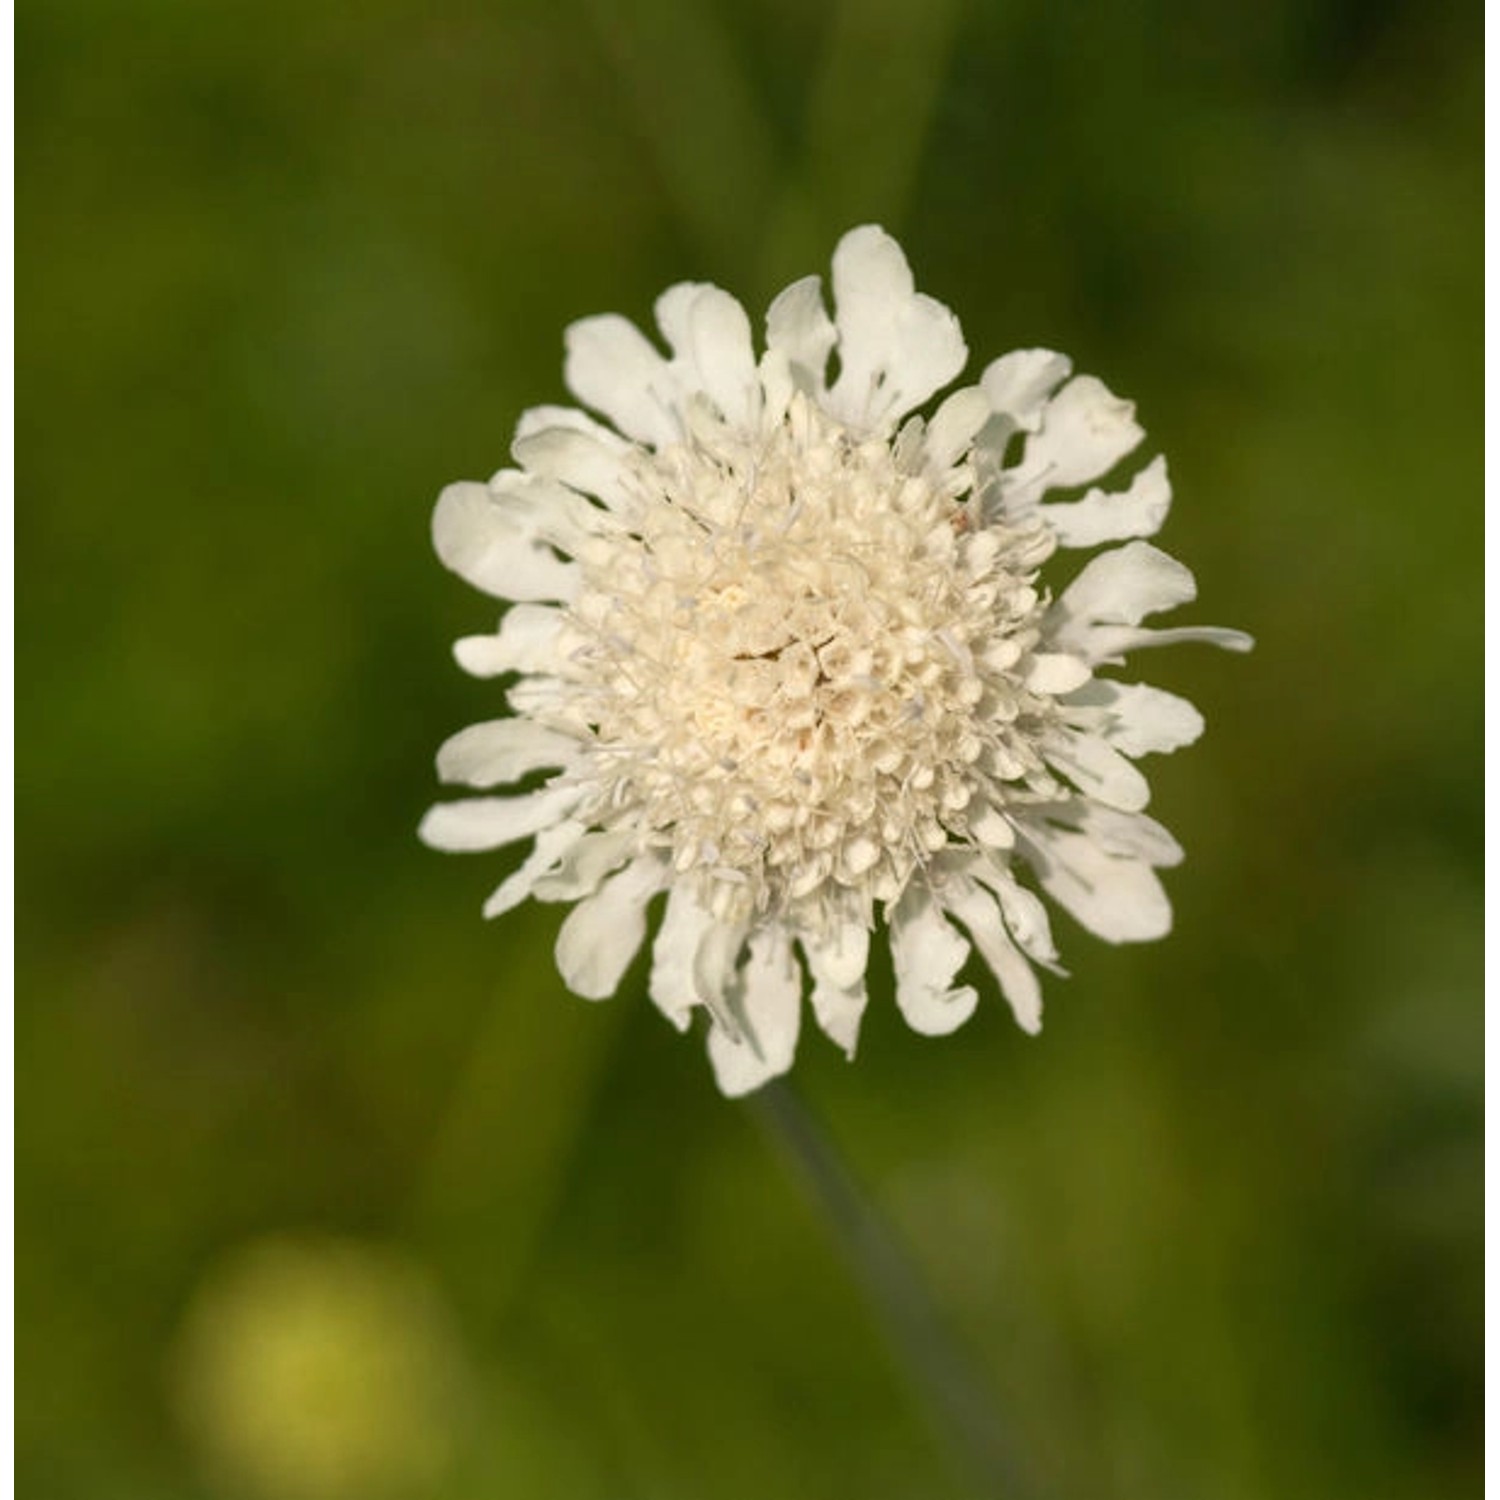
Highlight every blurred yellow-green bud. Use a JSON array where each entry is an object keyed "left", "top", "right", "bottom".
[{"left": 169, "top": 1235, "right": 468, "bottom": 1500}]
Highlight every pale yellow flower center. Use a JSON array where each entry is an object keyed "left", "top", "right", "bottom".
[{"left": 568, "top": 395, "right": 1056, "bottom": 920}]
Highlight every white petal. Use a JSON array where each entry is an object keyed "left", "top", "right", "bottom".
[
  {"left": 432, "top": 482, "right": 579, "bottom": 602},
  {"left": 1039, "top": 454, "right": 1172, "bottom": 548},
  {"left": 488, "top": 472, "right": 614, "bottom": 555},
  {"left": 453, "top": 604, "right": 567, "bottom": 679},
  {"left": 1021, "top": 826, "right": 1172, "bottom": 943},
  {"left": 756, "top": 347, "right": 796, "bottom": 424},
  {"left": 435, "top": 719, "right": 581, "bottom": 788},
  {"left": 888, "top": 884, "right": 979, "bottom": 1036},
  {"left": 554, "top": 856, "right": 664, "bottom": 1000},
  {"left": 1050, "top": 541, "right": 1198, "bottom": 644},
  {"left": 979, "top": 349, "right": 1073, "bottom": 432},
  {"left": 1068, "top": 804, "right": 1184, "bottom": 866},
  {"left": 505, "top": 675, "right": 585, "bottom": 729},
  {"left": 563, "top": 314, "right": 682, "bottom": 449},
  {"left": 514, "top": 403, "right": 631, "bottom": 450},
  {"left": 529, "top": 828, "right": 639, "bottom": 903},
  {"left": 800, "top": 921, "right": 870, "bottom": 1057},
  {"left": 648, "top": 882, "right": 718, "bottom": 1031},
  {"left": 765, "top": 275, "right": 836, "bottom": 389},
  {"left": 511, "top": 422, "right": 638, "bottom": 518},
  {"left": 418, "top": 783, "right": 582, "bottom": 852},
  {"left": 707, "top": 926, "right": 803, "bottom": 1097},
  {"left": 482, "top": 819, "right": 589, "bottom": 918},
  {"left": 655, "top": 282, "right": 760, "bottom": 429},
  {"left": 923, "top": 386, "right": 991, "bottom": 472},
  {"left": 1064, "top": 680, "right": 1204, "bottom": 757},
  {"left": 1072, "top": 624, "right": 1255, "bottom": 662},
  {"left": 1042, "top": 728, "right": 1152, "bottom": 812},
  {"left": 826, "top": 225, "right": 967, "bottom": 430},
  {"left": 1011, "top": 375, "right": 1145, "bottom": 492},
  {"left": 964, "top": 863, "right": 1063, "bottom": 972},
  {"left": 692, "top": 917, "right": 752, "bottom": 1040},
  {"left": 942, "top": 881, "right": 1042, "bottom": 1034},
  {"left": 966, "top": 802, "right": 1015, "bottom": 850},
  {"left": 1025, "top": 652, "right": 1092, "bottom": 695}
]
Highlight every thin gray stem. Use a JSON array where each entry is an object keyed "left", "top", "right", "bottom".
[{"left": 749, "top": 1079, "right": 1036, "bottom": 1500}]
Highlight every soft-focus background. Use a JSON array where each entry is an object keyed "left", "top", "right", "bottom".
[{"left": 18, "top": 0, "right": 1481, "bottom": 1495}]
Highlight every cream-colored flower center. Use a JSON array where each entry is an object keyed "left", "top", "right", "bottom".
[{"left": 568, "top": 396, "right": 1056, "bottom": 920}]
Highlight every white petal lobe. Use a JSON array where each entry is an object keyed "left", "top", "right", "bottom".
[
  {"left": 648, "top": 883, "right": 718, "bottom": 1031},
  {"left": 800, "top": 921, "right": 870, "bottom": 1056},
  {"left": 432, "top": 482, "right": 579, "bottom": 602},
  {"left": 943, "top": 881, "right": 1043, "bottom": 1034},
  {"left": 564, "top": 314, "right": 681, "bottom": 448},
  {"left": 889, "top": 885, "right": 979, "bottom": 1036},
  {"left": 418, "top": 784, "right": 583, "bottom": 853},
  {"left": 827, "top": 225, "right": 966, "bottom": 429},
  {"left": 765, "top": 276, "right": 836, "bottom": 388},
  {"left": 707, "top": 927, "right": 803, "bottom": 1097},
  {"left": 1013, "top": 375, "right": 1145, "bottom": 492},
  {"left": 1065, "top": 681, "right": 1205, "bottom": 757},
  {"left": 1043, "top": 729, "right": 1152, "bottom": 812},
  {"left": 436, "top": 719, "right": 580, "bottom": 787},
  {"left": 979, "top": 349, "right": 1073, "bottom": 431},
  {"left": 453, "top": 604, "right": 568, "bottom": 679},
  {"left": 555, "top": 856, "right": 665, "bottom": 1000},
  {"left": 482, "top": 821, "right": 589, "bottom": 919},
  {"left": 1041, "top": 454, "right": 1173, "bottom": 548},
  {"left": 655, "top": 283, "right": 760, "bottom": 429},
  {"left": 1023, "top": 827, "right": 1173, "bottom": 943}
]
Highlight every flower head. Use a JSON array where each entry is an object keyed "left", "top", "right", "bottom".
[{"left": 421, "top": 226, "right": 1251, "bottom": 1095}]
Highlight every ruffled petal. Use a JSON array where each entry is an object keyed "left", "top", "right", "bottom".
[
  {"left": 648, "top": 882, "right": 718, "bottom": 1031},
  {"left": 826, "top": 225, "right": 967, "bottom": 430},
  {"left": 482, "top": 820, "right": 589, "bottom": 918},
  {"left": 1024, "top": 652, "right": 1092, "bottom": 695},
  {"left": 1069, "top": 623, "right": 1256, "bottom": 662},
  {"left": 1038, "top": 454, "right": 1172, "bottom": 548},
  {"left": 432, "top": 482, "right": 579, "bottom": 602},
  {"left": 1045, "top": 541, "right": 1204, "bottom": 667},
  {"left": 418, "top": 783, "right": 583, "bottom": 853},
  {"left": 1063, "top": 680, "right": 1204, "bottom": 758},
  {"left": 706, "top": 926, "right": 803, "bottom": 1097},
  {"left": 563, "top": 314, "right": 682, "bottom": 449},
  {"left": 435, "top": 719, "right": 582, "bottom": 788},
  {"left": 765, "top": 275, "right": 836, "bottom": 390},
  {"left": 654, "top": 283, "right": 760, "bottom": 430},
  {"left": 799, "top": 920, "right": 870, "bottom": 1057},
  {"left": 979, "top": 349, "right": 1073, "bottom": 432},
  {"left": 1019, "top": 825, "right": 1173, "bottom": 943},
  {"left": 529, "top": 828, "right": 639, "bottom": 903},
  {"left": 453, "top": 604, "right": 568, "bottom": 679},
  {"left": 965, "top": 800, "right": 1016, "bottom": 850},
  {"left": 1008, "top": 375, "right": 1145, "bottom": 493},
  {"left": 1042, "top": 727, "right": 1152, "bottom": 812},
  {"left": 487, "top": 472, "right": 617, "bottom": 556},
  {"left": 512, "top": 415, "right": 639, "bottom": 519},
  {"left": 923, "top": 386, "right": 991, "bottom": 473},
  {"left": 889, "top": 884, "right": 979, "bottom": 1036},
  {"left": 1044, "top": 802, "right": 1184, "bottom": 867},
  {"left": 942, "top": 879, "right": 1042, "bottom": 1034},
  {"left": 554, "top": 856, "right": 666, "bottom": 1000},
  {"left": 995, "top": 875, "right": 1061, "bottom": 970}
]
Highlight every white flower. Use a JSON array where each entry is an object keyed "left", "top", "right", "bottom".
[{"left": 421, "top": 225, "right": 1252, "bottom": 1096}]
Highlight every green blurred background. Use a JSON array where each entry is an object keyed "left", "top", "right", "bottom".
[{"left": 18, "top": 0, "right": 1481, "bottom": 1495}]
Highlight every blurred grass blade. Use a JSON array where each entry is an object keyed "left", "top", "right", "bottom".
[
  {"left": 580, "top": 0, "right": 779, "bottom": 282},
  {"left": 762, "top": 0, "right": 965, "bottom": 281}
]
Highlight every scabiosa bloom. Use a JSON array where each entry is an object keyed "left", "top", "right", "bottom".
[{"left": 421, "top": 226, "right": 1251, "bottom": 1095}]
